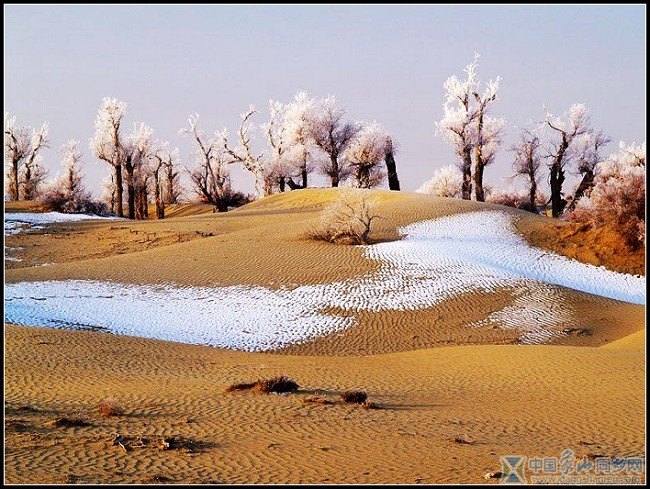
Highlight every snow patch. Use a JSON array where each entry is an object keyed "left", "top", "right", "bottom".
[
  {"left": 4, "top": 211, "right": 645, "bottom": 351},
  {"left": 5, "top": 212, "right": 121, "bottom": 235}
]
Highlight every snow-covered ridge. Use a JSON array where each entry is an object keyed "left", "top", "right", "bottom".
[{"left": 4, "top": 211, "right": 645, "bottom": 351}]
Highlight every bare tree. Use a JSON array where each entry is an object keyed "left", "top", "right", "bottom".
[
  {"left": 90, "top": 97, "right": 128, "bottom": 217},
  {"left": 309, "top": 95, "right": 360, "bottom": 187},
  {"left": 181, "top": 113, "right": 231, "bottom": 212},
  {"left": 162, "top": 148, "right": 182, "bottom": 205},
  {"left": 150, "top": 142, "right": 179, "bottom": 219},
  {"left": 544, "top": 104, "right": 592, "bottom": 217},
  {"left": 509, "top": 128, "right": 543, "bottom": 211}
]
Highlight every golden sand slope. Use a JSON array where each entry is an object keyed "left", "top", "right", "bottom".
[{"left": 4, "top": 324, "right": 645, "bottom": 484}]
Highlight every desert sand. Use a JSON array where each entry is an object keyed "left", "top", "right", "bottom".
[{"left": 4, "top": 189, "right": 646, "bottom": 484}]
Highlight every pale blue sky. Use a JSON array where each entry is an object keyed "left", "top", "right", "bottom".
[{"left": 4, "top": 4, "right": 646, "bottom": 198}]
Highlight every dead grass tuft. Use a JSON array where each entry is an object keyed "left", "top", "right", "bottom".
[
  {"left": 97, "top": 398, "right": 125, "bottom": 417},
  {"left": 340, "top": 390, "right": 368, "bottom": 404}
]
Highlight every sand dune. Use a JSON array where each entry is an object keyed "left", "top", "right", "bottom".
[{"left": 4, "top": 189, "right": 646, "bottom": 484}]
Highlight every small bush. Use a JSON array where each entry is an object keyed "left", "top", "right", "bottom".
[
  {"left": 360, "top": 400, "right": 380, "bottom": 410},
  {"left": 340, "top": 390, "right": 368, "bottom": 404},
  {"left": 97, "top": 398, "right": 125, "bottom": 417}
]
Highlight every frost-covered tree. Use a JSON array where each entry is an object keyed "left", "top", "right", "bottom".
[
  {"left": 344, "top": 121, "right": 389, "bottom": 189},
  {"left": 566, "top": 130, "right": 610, "bottom": 212},
  {"left": 90, "top": 97, "right": 128, "bottom": 217},
  {"left": 509, "top": 128, "right": 543, "bottom": 211},
  {"left": 309, "top": 95, "right": 360, "bottom": 187},
  {"left": 151, "top": 142, "right": 180, "bottom": 218},
  {"left": 58, "top": 140, "right": 85, "bottom": 198},
  {"left": 40, "top": 140, "right": 107, "bottom": 215},
  {"left": 4, "top": 114, "right": 49, "bottom": 201},
  {"left": 21, "top": 121, "right": 49, "bottom": 200},
  {"left": 544, "top": 103, "right": 592, "bottom": 217},
  {"left": 124, "top": 122, "right": 154, "bottom": 220},
  {"left": 101, "top": 175, "right": 117, "bottom": 214},
  {"left": 223, "top": 105, "right": 266, "bottom": 196},
  {"left": 283, "top": 91, "right": 317, "bottom": 189},
  {"left": 435, "top": 54, "right": 503, "bottom": 201},
  {"left": 416, "top": 164, "right": 463, "bottom": 198},
  {"left": 261, "top": 99, "right": 295, "bottom": 193},
  {"left": 569, "top": 141, "right": 645, "bottom": 248},
  {"left": 181, "top": 113, "right": 232, "bottom": 212},
  {"left": 4, "top": 113, "right": 30, "bottom": 201}
]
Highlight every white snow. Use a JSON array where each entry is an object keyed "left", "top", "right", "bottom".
[
  {"left": 4, "top": 211, "right": 121, "bottom": 235},
  {"left": 4, "top": 211, "right": 646, "bottom": 351}
]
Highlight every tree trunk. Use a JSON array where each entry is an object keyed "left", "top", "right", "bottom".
[
  {"left": 549, "top": 137, "right": 568, "bottom": 218},
  {"left": 385, "top": 151, "right": 400, "bottom": 191},
  {"left": 23, "top": 164, "right": 33, "bottom": 200},
  {"left": 461, "top": 148, "right": 472, "bottom": 200},
  {"left": 330, "top": 153, "right": 340, "bottom": 187},
  {"left": 114, "top": 165, "right": 123, "bottom": 217},
  {"left": 286, "top": 177, "right": 301, "bottom": 190},
  {"left": 529, "top": 179, "right": 537, "bottom": 212},
  {"left": 473, "top": 146, "right": 485, "bottom": 202},
  {"left": 11, "top": 161, "right": 19, "bottom": 201},
  {"left": 566, "top": 170, "right": 594, "bottom": 213},
  {"left": 279, "top": 176, "right": 286, "bottom": 192},
  {"left": 550, "top": 164, "right": 566, "bottom": 217}
]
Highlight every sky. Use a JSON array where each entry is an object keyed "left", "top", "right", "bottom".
[{"left": 4, "top": 4, "right": 646, "bottom": 199}]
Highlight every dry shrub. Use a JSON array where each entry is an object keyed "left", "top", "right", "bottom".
[
  {"left": 226, "top": 376, "right": 299, "bottom": 394},
  {"left": 568, "top": 142, "right": 645, "bottom": 249},
  {"left": 97, "top": 398, "right": 125, "bottom": 417},
  {"left": 254, "top": 376, "right": 299, "bottom": 394},
  {"left": 450, "top": 434, "right": 475, "bottom": 445},
  {"left": 306, "top": 188, "right": 379, "bottom": 245},
  {"left": 487, "top": 190, "right": 537, "bottom": 212},
  {"left": 340, "top": 390, "right": 368, "bottom": 404}
]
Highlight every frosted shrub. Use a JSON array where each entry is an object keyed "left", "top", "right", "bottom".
[
  {"left": 569, "top": 142, "right": 646, "bottom": 249},
  {"left": 487, "top": 189, "right": 537, "bottom": 213},
  {"left": 307, "top": 188, "right": 379, "bottom": 245},
  {"left": 416, "top": 165, "right": 463, "bottom": 198}
]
